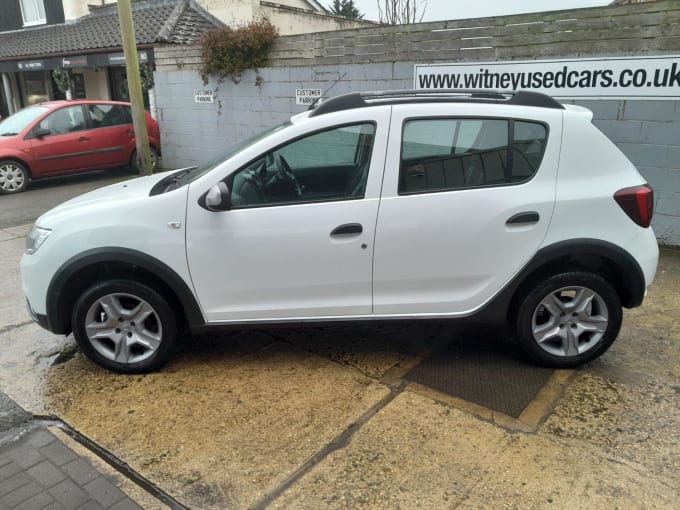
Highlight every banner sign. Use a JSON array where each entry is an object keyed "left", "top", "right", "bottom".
[
  {"left": 415, "top": 56, "right": 680, "bottom": 99},
  {"left": 62, "top": 56, "right": 88, "bottom": 68},
  {"left": 17, "top": 60, "right": 44, "bottom": 71},
  {"left": 107, "top": 51, "right": 148, "bottom": 65}
]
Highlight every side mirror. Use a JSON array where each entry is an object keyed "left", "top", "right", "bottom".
[
  {"left": 204, "top": 182, "right": 232, "bottom": 211},
  {"left": 32, "top": 128, "right": 51, "bottom": 138}
]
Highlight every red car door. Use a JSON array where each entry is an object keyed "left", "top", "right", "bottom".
[
  {"left": 85, "top": 104, "right": 134, "bottom": 168},
  {"left": 28, "top": 105, "right": 94, "bottom": 176}
]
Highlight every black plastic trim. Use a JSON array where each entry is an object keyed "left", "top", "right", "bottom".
[
  {"left": 46, "top": 248, "right": 205, "bottom": 334},
  {"left": 34, "top": 312, "right": 50, "bottom": 331},
  {"left": 330, "top": 223, "right": 363, "bottom": 236},
  {"left": 472, "top": 239, "right": 647, "bottom": 324},
  {"left": 309, "top": 89, "right": 563, "bottom": 117},
  {"left": 506, "top": 212, "right": 539, "bottom": 225}
]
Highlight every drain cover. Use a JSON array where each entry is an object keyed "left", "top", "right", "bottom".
[{"left": 405, "top": 334, "right": 554, "bottom": 418}]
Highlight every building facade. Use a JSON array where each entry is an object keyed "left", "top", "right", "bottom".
[{"left": 0, "top": 0, "right": 369, "bottom": 118}]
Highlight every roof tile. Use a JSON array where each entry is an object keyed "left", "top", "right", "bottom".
[{"left": 0, "top": 0, "right": 221, "bottom": 60}]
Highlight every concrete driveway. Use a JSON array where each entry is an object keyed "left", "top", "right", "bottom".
[{"left": 0, "top": 177, "right": 678, "bottom": 509}]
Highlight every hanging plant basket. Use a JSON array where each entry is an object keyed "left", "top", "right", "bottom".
[
  {"left": 140, "top": 63, "right": 155, "bottom": 91},
  {"left": 52, "top": 67, "right": 71, "bottom": 93}
]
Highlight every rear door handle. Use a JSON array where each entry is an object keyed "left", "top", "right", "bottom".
[
  {"left": 506, "top": 212, "right": 539, "bottom": 225},
  {"left": 330, "top": 223, "right": 363, "bottom": 236}
]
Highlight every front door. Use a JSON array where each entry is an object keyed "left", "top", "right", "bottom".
[
  {"left": 186, "top": 113, "right": 390, "bottom": 322},
  {"left": 29, "top": 105, "right": 94, "bottom": 175}
]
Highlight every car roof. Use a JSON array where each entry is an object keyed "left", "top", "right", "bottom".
[{"left": 31, "top": 100, "right": 131, "bottom": 108}]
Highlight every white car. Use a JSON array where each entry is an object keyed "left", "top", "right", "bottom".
[{"left": 21, "top": 90, "right": 659, "bottom": 373}]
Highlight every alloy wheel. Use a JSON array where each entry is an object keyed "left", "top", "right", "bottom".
[
  {"left": 84, "top": 292, "right": 163, "bottom": 364},
  {"left": 531, "top": 286, "right": 609, "bottom": 357},
  {"left": 0, "top": 163, "right": 26, "bottom": 192}
]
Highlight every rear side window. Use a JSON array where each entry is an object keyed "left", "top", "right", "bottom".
[
  {"left": 87, "top": 104, "right": 131, "bottom": 128},
  {"left": 400, "top": 118, "right": 547, "bottom": 194}
]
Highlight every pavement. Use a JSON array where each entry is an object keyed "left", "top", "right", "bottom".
[
  {"left": 0, "top": 175, "right": 679, "bottom": 509},
  {"left": 0, "top": 399, "right": 143, "bottom": 510}
]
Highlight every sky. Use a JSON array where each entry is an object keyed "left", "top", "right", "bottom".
[{"left": 348, "top": 0, "right": 612, "bottom": 22}]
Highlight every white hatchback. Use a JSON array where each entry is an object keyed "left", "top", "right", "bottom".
[{"left": 21, "top": 90, "right": 659, "bottom": 373}]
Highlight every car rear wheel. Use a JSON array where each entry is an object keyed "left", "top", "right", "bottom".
[
  {"left": 131, "top": 146, "right": 159, "bottom": 173},
  {"left": 72, "top": 280, "right": 177, "bottom": 373},
  {"left": 0, "top": 160, "right": 29, "bottom": 194},
  {"left": 514, "top": 271, "right": 622, "bottom": 368}
]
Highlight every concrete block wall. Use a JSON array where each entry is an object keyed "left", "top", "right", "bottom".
[
  {"left": 155, "top": 62, "right": 412, "bottom": 169},
  {"left": 155, "top": 63, "right": 680, "bottom": 245}
]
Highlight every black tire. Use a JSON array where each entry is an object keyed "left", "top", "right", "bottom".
[
  {"left": 131, "top": 146, "right": 159, "bottom": 173},
  {"left": 514, "top": 271, "right": 622, "bottom": 368},
  {"left": 72, "top": 280, "right": 178, "bottom": 373},
  {"left": 0, "top": 159, "right": 29, "bottom": 194}
]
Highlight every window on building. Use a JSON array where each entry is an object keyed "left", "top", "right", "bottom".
[{"left": 20, "top": 0, "right": 46, "bottom": 26}]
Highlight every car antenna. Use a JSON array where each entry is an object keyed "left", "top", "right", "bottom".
[{"left": 308, "top": 72, "right": 348, "bottom": 111}]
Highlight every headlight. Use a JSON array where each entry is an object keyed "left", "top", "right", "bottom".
[{"left": 25, "top": 226, "right": 51, "bottom": 254}]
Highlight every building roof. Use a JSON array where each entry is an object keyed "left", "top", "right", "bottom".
[{"left": 0, "top": 0, "right": 223, "bottom": 60}]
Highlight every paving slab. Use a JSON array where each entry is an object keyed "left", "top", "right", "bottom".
[
  {"left": 0, "top": 323, "right": 74, "bottom": 415},
  {"left": 271, "top": 390, "right": 679, "bottom": 509},
  {"left": 40, "top": 338, "right": 391, "bottom": 509},
  {"left": 0, "top": 235, "right": 32, "bottom": 330}
]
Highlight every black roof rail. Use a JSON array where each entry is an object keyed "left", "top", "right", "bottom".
[{"left": 308, "top": 89, "right": 563, "bottom": 117}]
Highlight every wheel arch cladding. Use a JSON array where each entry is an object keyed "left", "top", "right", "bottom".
[
  {"left": 476, "top": 239, "right": 646, "bottom": 324},
  {"left": 516, "top": 239, "right": 646, "bottom": 309},
  {"left": 46, "top": 248, "right": 204, "bottom": 335}
]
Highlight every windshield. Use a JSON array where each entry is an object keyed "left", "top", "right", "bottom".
[
  {"left": 175, "top": 122, "right": 290, "bottom": 187},
  {"left": 0, "top": 106, "right": 49, "bottom": 136}
]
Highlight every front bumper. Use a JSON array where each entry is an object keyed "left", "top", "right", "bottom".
[{"left": 26, "top": 299, "right": 50, "bottom": 332}]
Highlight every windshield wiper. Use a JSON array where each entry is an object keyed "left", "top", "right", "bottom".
[{"left": 171, "top": 166, "right": 198, "bottom": 183}]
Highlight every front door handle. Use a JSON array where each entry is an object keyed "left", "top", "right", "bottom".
[
  {"left": 78, "top": 136, "right": 90, "bottom": 142},
  {"left": 330, "top": 223, "right": 363, "bottom": 236},
  {"left": 506, "top": 211, "right": 539, "bottom": 225}
]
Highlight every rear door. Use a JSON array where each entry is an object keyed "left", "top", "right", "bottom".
[
  {"left": 373, "top": 103, "right": 563, "bottom": 316},
  {"left": 85, "top": 103, "right": 134, "bottom": 167}
]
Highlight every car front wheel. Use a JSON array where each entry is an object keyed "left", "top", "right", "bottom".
[
  {"left": 0, "top": 160, "right": 29, "bottom": 194},
  {"left": 514, "top": 271, "right": 622, "bottom": 368},
  {"left": 72, "top": 280, "right": 177, "bottom": 373}
]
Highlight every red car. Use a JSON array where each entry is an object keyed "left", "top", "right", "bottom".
[{"left": 0, "top": 100, "right": 160, "bottom": 194}]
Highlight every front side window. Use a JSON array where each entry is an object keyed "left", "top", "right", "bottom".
[
  {"left": 400, "top": 118, "right": 547, "bottom": 194},
  {"left": 38, "top": 106, "right": 85, "bottom": 135},
  {"left": 229, "top": 123, "right": 376, "bottom": 208},
  {"left": 20, "top": 0, "right": 46, "bottom": 26}
]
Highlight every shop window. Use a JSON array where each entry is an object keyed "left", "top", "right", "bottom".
[
  {"left": 20, "top": 0, "right": 46, "bottom": 26},
  {"left": 22, "top": 72, "right": 49, "bottom": 105}
]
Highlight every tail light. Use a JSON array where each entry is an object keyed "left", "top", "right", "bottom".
[{"left": 614, "top": 184, "right": 654, "bottom": 228}]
